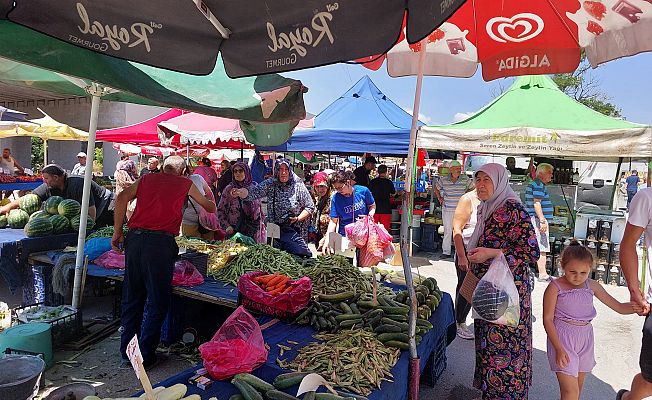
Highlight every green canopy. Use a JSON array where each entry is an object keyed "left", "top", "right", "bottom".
[
  {"left": 418, "top": 75, "right": 652, "bottom": 159},
  {"left": 0, "top": 21, "right": 306, "bottom": 127}
]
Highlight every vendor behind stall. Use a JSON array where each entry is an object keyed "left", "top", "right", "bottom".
[{"left": 0, "top": 164, "right": 115, "bottom": 227}]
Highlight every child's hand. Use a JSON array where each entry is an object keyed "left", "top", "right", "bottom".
[{"left": 556, "top": 348, "right": 570, "bottom": 369}]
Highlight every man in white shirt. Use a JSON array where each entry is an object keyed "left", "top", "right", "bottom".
[
  {"left": 71, "top": 152, "right": 87, "bottom": 176},
  {"left": 618, "top": 187, "right": 652, "bottom": 400},
  {"left": 0, "top": 148, "right": 23, "bottom": 175}
]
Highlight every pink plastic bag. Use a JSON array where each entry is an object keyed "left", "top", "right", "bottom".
[
  {"left": 172, "top": 260, "right": 205, "bottom": 287},
  {"left": 94, "top": 250, "right": 125, "bottom": 269},
  {"left": 238, "top": 271, "right": 312, "bottom": 317},
  {"left": 199, "top": 306, "right": 268, "bottom": 380},
  {"left": 345, "top": 215, "right": 370, "bottom": 247},
  {"left": 375, "top": 223, "right": 393, "bottom": 247}
]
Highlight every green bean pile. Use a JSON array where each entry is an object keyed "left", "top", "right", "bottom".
[
  {"left": 304, "top": 255, "right": 393, "bottom": 296},
  {"left": 210, "top": 244, "right": 303, "bottom": 285},
  {"left": 279, "top": 329, "right": 400, "bottom": 395}
]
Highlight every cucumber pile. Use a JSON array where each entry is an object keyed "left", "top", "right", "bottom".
[
  {"left": 231, "top": 373, "right": 358, "bottom": 400},
  {"left": 293, "top": 277, "right": 443, "bottom": 350}
]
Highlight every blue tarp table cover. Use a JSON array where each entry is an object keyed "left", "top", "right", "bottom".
[
  {"left": 147, "top": 293, "right": 455, "bottom": 400},
  {"left": 0, "top": 182, "right": 43, "bottom": 191}
]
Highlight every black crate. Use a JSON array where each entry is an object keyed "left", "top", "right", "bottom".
[
  {"left": 181, "top": 251, "right": 209, "bottom": 276},
  {"left": 13, "top": 303, "right": 83, "bottom": 348},
  {"left": 420, "top": 328, "right": 448, "bottom": 387}
]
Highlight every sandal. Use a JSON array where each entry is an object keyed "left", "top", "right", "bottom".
[{"left": 616, "top": 389, "right": 628, "bottom": 400}]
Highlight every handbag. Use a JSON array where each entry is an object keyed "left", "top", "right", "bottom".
[
  {"left": 459, "top": 268, "right": 480, "bottom": 304},
  {"left": 235, "top": 198, "right": 260, "bottom": 239}
]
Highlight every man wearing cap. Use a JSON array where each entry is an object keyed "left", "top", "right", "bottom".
[
  {"left": 434, "top": 160, "right": 471, "bottom": 258},
  {"left": 71, "top": 152, "right": 87, "bottom": 176},
  {"left": 353, "top": 156, "right": 377, "bottom": 187},
  {"left": 369, "top": 164, "right": 396, "bottom": 231}
]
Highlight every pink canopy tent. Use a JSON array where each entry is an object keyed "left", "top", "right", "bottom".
[
  {"left": 96, "top": 108, "right": 183, "bottom": 144},
  {"left": 157, "top": 112, "right": 314, "bottom": 148}
]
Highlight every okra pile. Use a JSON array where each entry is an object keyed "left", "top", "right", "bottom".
[
  {"left": 304, "top": 255, "right": 393, "bottom": 296},
  {"left": 211, "top": 244, "right": 303, "bottom": 285}
]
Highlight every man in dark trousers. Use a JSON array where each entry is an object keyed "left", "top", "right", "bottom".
[
  {"left": 353, "top": 156, "right": 377, "bottom": 187},
  {"left": 112, "top": 156, "right": 216, "bottom": 369},
  {"left": 368, "top": 164, "right": 396, "bottom": 231}
]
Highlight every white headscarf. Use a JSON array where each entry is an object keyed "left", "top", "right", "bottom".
[{"left": 467, "top": 163, "right": 521, "bottom": 250}]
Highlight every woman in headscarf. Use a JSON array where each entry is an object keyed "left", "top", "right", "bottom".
[
  {"left": 114, "top": 158, "right": 139, "bottom": 219},
  {"left": 310, "top": 171, "right": 332, "bottom": 249},
  {"left": 232, "top": 159, "right": 315, "bottom": 256},
  {"left": 465, "top": 163, "right": 539, "bottom": 399},
  {"left": 216, "top": 161, "right": 266, "bottom": 243}
]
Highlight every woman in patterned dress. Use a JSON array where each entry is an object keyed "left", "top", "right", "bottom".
[{"left": 466, "top": 163, "right": 540, "bottom": 399}]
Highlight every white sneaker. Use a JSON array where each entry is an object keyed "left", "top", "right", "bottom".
[{"left": 457, "top": 323, "right": 474, "bottom": 340}]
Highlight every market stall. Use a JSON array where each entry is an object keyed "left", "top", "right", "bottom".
[{"left": 417, "top": 75, "right": 652, "bottom": 281}]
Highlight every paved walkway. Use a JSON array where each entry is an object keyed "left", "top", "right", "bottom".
[{"left": 407, "top": 255, "right": 643, "bottom": 400}]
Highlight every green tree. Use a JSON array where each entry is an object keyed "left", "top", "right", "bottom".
[
  {"left": 93, "top": 146, "right": 103, "bottom": 174},
  {"left": 552, "top": 54, "right": 621, "bottom": 117},
  {"left": 31, "top": 137, "right": 44, "bottom": 172}
]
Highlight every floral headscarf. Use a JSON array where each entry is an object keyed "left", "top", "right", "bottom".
[
  {"left": 117, "top": 159, "right": 138, "bottom": 180},
  {"left": 231, "top": 161, "right": 252, "bottom": 188},
  {"left": 274, "top": 159, "right": 300, "bottom": 188}
]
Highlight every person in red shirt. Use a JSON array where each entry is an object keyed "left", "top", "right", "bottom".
[{"left": 112, "top": 155, "right": 216, "bottom": 370}]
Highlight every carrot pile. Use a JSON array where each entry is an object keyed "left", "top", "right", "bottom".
[{"left": 253, "top": 273, "right": 296, "bottom": 295}]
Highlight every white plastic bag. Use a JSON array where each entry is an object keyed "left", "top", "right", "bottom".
[{"left": 472, "top": 253, "right": 520, "bottom": 327}]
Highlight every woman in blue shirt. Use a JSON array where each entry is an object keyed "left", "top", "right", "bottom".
[{"left": 322, "top": 170, "right": 375, "bottom": 254}]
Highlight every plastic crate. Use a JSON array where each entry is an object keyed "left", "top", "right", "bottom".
[
  {"left": 13, "top": 303, "right": 83, "bottom": 348},
  {"left": 181, "top": 251, "right": 209, "bottom": 276},
  {"left": 420, "top": 329, "right": 448, "bottom": 387}
]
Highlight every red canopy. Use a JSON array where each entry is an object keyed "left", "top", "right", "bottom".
[{"left": 96, "top": 108, "right": 183, "bottom": 144}]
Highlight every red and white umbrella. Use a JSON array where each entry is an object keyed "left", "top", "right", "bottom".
[
  {"left": 360, "top": 0, "right": 652, "bottom": 80},
  {"left": 112, "top": 143, "right": 210, "bottom": 158}
]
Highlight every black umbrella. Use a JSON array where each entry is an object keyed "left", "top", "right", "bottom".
[{"left": 1, "top": 0, "right": 465, "bottom": 77}]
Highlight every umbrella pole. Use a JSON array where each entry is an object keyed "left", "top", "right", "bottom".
[
  {"left": 186, "top": 143, "right": 190, "bottom": 163},
  {"left": 241, "top": 141, "right": 244, "bottom": 161},
  {"left": 72, "top": 91, "right": 101, "bottom": 309},
  {"left": 43, "top": 139, "right": 48, "bottom": 166},
  {"left": 400, "top": 38, "right": 427, "bottom": 400}
]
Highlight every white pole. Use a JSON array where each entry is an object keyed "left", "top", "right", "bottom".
[
  {"left": 72, "top": 92, "right": 101, "bottom": 309},
  {"left": 400, "top": 38, "right": 427, "bottom": 362},
  {"left": 43, "top": 139, "right": 48, "bottom": 166}
]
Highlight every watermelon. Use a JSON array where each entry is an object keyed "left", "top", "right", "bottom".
[
  {"left": 29, "top": 210, "right": 50, "bottom": 221},
  {"left": 7, "top": 209, "right": 29, "bottom": 229},
  {"left": 19, "top": 194, "right": 41, "bottom": 215},
  {"left": 70, "top": 215, "right": 95, "bottom": 232},
  {"left": 44, "top": 196, "right": 64, "bottom": 215},
  {"left": 24, "top": 217, "right": 53, "bottom": 238},
  {"left": 49, "top": 215, "right": 70, "bottom": 234},
  {"left": 0, "top": 214, "right": 7, "bottom": 228},
  {"left": 58, "top": 199, "right": 81, "bottom": 218}
]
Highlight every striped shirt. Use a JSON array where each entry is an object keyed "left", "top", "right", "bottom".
[
  {"left": 525, "top": 178, "right": 554, "bottom": 220},
  {"left": 435, "top": 175, "right": 471, "bottom": 210}
]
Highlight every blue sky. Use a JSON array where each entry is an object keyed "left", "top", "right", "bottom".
[{"left": 284, "top": 52, "right": 652, "bottom": 126}]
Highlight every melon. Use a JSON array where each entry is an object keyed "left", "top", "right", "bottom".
[
  {"left": 58, "top": 199, "right": 81, "bottom": 219},
  {"left": 18, "top": 194, "right": 41, "bottom": 215},
  {"left": 24, "top": 217, "right": 53, "bottom": 238},
  {"left": 0, "top": 214, "right": 7, "bottom": 228},
  {"left": 7, "top": 209, "right": 29, "bottom": 229},
  {"left": 49, "top": 215, "right": 70, "bottom": 234},
  {"left": 70, "top": 215, "right": 95, "bottom": 232},
  {"left": 44, "top": 196, "right": 64, "bottom": 215},
  {"left": 29, "top": 210, "right": 50, "bottom": 221}
]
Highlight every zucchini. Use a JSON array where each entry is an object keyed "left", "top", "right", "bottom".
[
  {"left": 156, "top": 384, "right": 188, "bottom": 400},
  {"left": 265, "top": 390, "right": 301, "bottom": 400},
  {"left": 377, "top": 296, "right": 390, "bottom": 307},
  {"left": 385, "top": 314, "right": 408, "bottom": 322},
  {"left": 356, "top": 300, "right": 380, "bottom": 309},
  {"left": 349, "top": 303, "right": 360, "bottom": 314},
  {"left": 339, "top": 319, "right": 362, "bottom": 328},
  {"left": 377, "top": 332, "right": 410, "bottom": 343},
  {"left": 381, "top": 317, "right": 409, "bottom": 330},
  {"left": 338, "top": 302, "right": 352, "bottom": 314},
  {"left": 335, "top": 390, "right": 368, "bottom": 400},
  {"left": 335, "top": 314, "right": 363, "bottom": 322},
  {"left": 318, "top": 291, "right": 355, "bottom": 302},
  {"left": 374, "top": 324, "right": 403, "bottom": 334},
  {"left": 416, "top": 292, "right": 426, "bottom": 305},
  {"left": 422, "top": 278, "right": 435, "bottom": 292},
  {"left": 273, "top": 372, "right": 309, "bottom": 389},
  {"left": 232, "top": 378, "right": 264, "bottom": 400},
  {"left": 230, "top": 395, "right": 245, "bottom": 400},
  {"left": 235, "top": 373, "right": 275, "bottom": 393},
  {"left": 415, "top": 284, "right": 430, "bottom": 296},
  {"left": 384, "top": 340, "right": 410, "bottom": 350},
  {"left": 394, "top": 291, "right": 408, "bottom": 303},
  {"left": 379, "top": 306, "right": 409, "bottom": 315},
  {"left": 303, "top": 392, "right": 316, "bottom": 400},
  {"left": 318, "top": 316, "right": 330, "bottom": 329},
  {"left": 416, "top": 319, "right": 433, "bottom": 329}
]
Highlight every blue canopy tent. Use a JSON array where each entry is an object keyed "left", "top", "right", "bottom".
[{"left": 261, "top": 76, "right": 424, "bottom": 156}]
